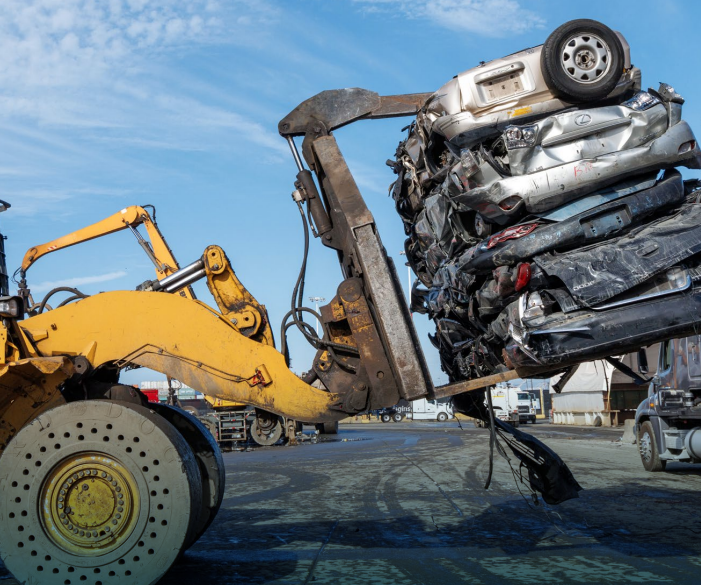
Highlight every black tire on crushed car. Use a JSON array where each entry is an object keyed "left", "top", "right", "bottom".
[{"left": 541, "top": 19, "right": 625, "bottom": 103}]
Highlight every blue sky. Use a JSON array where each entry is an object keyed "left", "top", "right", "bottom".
[{"left": 1, "top": 0, "right": 700, "bottom": 387}]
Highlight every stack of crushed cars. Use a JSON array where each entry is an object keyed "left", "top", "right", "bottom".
[{"left": 390, "top": 19, "right": 701, "bottom": 382}]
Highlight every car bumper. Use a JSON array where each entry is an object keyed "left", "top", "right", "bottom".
[{"left": 504, "top": 282, "right": 701, "bottom": 374}]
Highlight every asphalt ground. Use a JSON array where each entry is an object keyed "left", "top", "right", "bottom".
[
  {"left": 3, "top": 421, "right": 701, "bottom": 584},
  {"left": 169, "top": 421, "right": 701, "bottom": 584}
]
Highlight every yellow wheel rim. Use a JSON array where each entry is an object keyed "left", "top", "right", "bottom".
[{"left": 39, "top": 452, "right": 139, "bottom": 555}]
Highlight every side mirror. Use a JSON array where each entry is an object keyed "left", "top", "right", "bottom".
[{"left": 637, "top": 348, "right": 649, "bottom": 374}]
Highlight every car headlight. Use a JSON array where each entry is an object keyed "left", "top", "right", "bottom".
[
  {"left": 623, "top": 91, "right": 661, "bottom": 111},
  {"left": 460, "top": 148, "right": 480, "bottom": 177},
  {"left": 504, "top": 125, "right": 537, "bottom": 150},
  {"left": 0, "top": 296, "right": 22, "bottom": 318}
]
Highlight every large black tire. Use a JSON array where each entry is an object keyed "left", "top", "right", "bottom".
[
  {"left": 381, "top": 413, "right": 392, "bottom": 423},
  {"left": 250, "top": 414, "right": 284, "bottom": 446},
  {"left": 315, "top": 421, "right": 339, "bottom": 435},
  {"left": 437, "top": 412, "right": 449, "bottom": 422},
  {"left": 541, "top": 19, "right": 624, "bottom": 103},
  {"left": 639, "top": 420, "right": 667, "bottom": 472},
  {"left": 0, "top": 401, "right": 202, "bottom": 584},
  {"left": 149, "top": 403, "right": 225, "bottom": 550},
  {"left": 392, "top": 413, "right": 404, "bottom": 423}
]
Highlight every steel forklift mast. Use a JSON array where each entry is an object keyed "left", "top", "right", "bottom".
[{"left": 278, "top": 89, "right": 519, "bottom": 408}]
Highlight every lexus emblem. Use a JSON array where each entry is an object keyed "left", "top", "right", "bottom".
[{"left": 575, "top": 113, "right": 592, "bottom": 126}]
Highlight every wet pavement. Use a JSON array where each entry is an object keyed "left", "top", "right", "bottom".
[
  {"left": 4, "top": 421, "right": 701, "bottom": 584},
  {"left": 166, "top": 422, "right": 701, "bottom": 584}
]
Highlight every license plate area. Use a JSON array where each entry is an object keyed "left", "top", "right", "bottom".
[
  {"left": 473, "top": 61, "right": 528, "bottom": 105},
  {"left": 581, "top": 205, "right": 632, "bottom": 240},
  {"left": 479, "top": 74, "right": 524, "bottom": 102}
]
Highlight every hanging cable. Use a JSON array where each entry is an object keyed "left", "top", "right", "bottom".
[
  {"left": 280, "top": 199, "right": 360, "bottom": 362},
  {"left": 484, "top": 386, "right": 497, "bottom": 490}
]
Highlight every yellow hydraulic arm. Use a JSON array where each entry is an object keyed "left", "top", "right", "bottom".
[
  {"left": 19, "top": 205, "right": 195, "bottom": 300},
  {"left": 19, "top": 289, "right": 343, "bottom": 421},
  {"left": 16, "top": 203, "right": 277, "bottom": 413}
]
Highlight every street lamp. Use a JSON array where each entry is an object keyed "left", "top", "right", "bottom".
[
  {"left": 308, "top": 296, "right": 325, "bottom": 335},
  {"left": 399, "top": 251, "right": 411, "bottom": 301}
]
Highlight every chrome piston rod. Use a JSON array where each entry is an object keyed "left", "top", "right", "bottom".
[
  {"left": 159, "top": 259, "right": 205, "bottom": 288},
  {"left": 163, "top": 267, "right": 207, "bottom": 294}
]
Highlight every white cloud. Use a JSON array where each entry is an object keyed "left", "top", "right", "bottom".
[
  {"left": 6, "top": 189, "right": 76, "bottom": 216},
  {"left": 0, "top": 0, "right": 284, "bottom": 153},
  {"left": 353, "top": 0, "right": 545, "bottom": 36},
  {"left": 0, "top": 1, "right": 220, "bottom": 90},
  {"left": 30, "top": 270, "right": 128, "bottom": 293}
]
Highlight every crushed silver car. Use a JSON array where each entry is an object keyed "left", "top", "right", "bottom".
[
  {"left": 450, "top": 89, "right": 701, "bottom": 221},
  {"left": 423, "top": 19, "right": 640, "bottom": 146}
]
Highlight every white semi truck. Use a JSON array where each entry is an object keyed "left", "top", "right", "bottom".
[
  {"left": 379, "top": 398, "right": 454, "bottom": 422},
  {"left": 474, "top": 385, "right": 538, "bottom": 427}
]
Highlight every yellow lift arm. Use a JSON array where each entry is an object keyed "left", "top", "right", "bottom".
[
  {"left": 19, "top": 205, "right": 195, "bottom": 300},
  {"left": 19, "top": 289, "right": 340, "bottom": 422},
  {"left": 17, "top": 203, "right": 278, "bottom": 413}
]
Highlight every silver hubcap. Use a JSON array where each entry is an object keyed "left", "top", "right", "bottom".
[
  {"left": 561, "top": 33, "right": 612, "bottom": 84},
  {"left": 640, "top": 431, "right": 653, "bottom": 462}
]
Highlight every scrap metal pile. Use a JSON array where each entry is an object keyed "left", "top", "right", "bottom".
[{"left": 391, "top": 19, "right": 701, "bottom": 383}]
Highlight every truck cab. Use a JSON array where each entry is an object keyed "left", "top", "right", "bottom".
[
  {"left": 487, "top": 386, "right": 521, "bottom": 426},
  {"left": 635, "top": 336, "right": 701, "bottom": 471},
  {"left": 516, "top": 391, "right": 537, "bottom": 424},
  {"left": 407, "top": 398, "right": 454, "bottom": 422}
]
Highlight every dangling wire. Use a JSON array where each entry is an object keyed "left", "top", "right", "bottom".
[
  {"left": 279, "top": 199, "right": 359, "bottom": 361},
  {"left": 484, "top": 387, "right": 497, "bottom": 489}
]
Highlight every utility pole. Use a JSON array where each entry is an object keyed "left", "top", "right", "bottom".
[{"left": 308, "top": 296, "right": 325, "bottom": 335}]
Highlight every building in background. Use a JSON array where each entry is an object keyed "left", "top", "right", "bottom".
[{"left": 550, "top": 345, "right": 658, "bottom": 427}]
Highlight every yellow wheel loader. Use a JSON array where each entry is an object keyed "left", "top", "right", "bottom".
[{"left": 0, "top": 92, "right": 582, "bottom": 584}]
